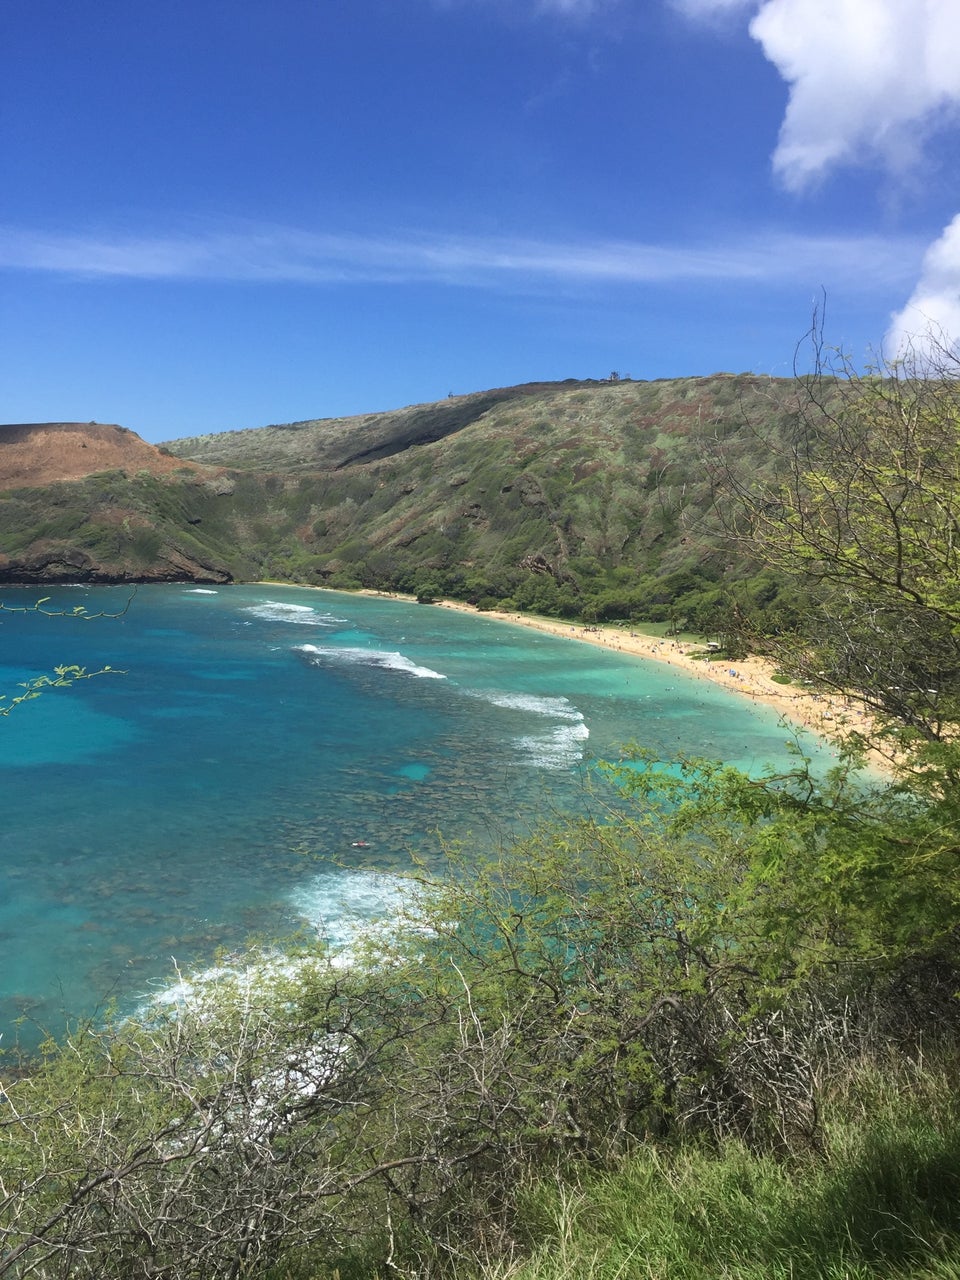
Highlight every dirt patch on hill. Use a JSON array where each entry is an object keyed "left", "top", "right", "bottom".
[{"left": 0, "top": 423, "right": 202, "bottom": 487}]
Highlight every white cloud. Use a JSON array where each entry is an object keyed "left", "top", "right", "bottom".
[
  {"left": 885, "top": 214, "right": 960, "bottom": 358},
  {"left": 0, "top": 222, "right": 922, "bottom": 294},
  {"left": 675, "top": 0, "right": 960, "bottom": 189},
  {"left": 674, "top": 0, "right": 960, "bottom": 353},
  {"left": 751, "top": 0, "right": 960, "bottom": 190}
]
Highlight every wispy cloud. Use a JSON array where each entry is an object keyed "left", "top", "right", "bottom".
[
  {"left": 0, "top": 222, "right": 923, "bottom": 295},
  {"left": 435, "top": 0, "right": 613, "bottom": 16},
  {"left": 669, "top": 0, "right": 753, "bottom": 21},
  {"left": 531, "top": 0, "right": 602, "bottom": 13}
]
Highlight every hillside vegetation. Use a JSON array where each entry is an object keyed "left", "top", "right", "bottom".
[
  {"left": 0, "top": 375, "right": 805, "bottom": 633},
  {"left": 163, "top": 375, "right": 802, "bottom": 625}
]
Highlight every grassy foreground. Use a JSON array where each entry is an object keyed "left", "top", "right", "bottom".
[
  {"left": 268, "top": 1053, "right": 960, "bottom": 1280},
  {"left": 487, "top": 1060, "right": 960, "bottom": 1280}
]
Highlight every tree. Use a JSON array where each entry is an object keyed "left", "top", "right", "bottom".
[
  {"left": 716, "top": 325, "right": 960, "bottom": 747},
  {"left": 3, "top": 748, "right": 959, "bottom": 1278},
  {"left": 0, "top": 958, "right": 452, "bottom": 1279}
]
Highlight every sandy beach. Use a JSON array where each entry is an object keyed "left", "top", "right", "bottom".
[
  {"left": 426, "top": 600, "right": 890, "bottom": 769},
  {"left": 280, "top": 584, "right": 891, "bottom": 771}
]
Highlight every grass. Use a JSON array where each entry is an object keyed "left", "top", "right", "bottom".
[
  {"left": 486, "top": 1058, "right": 960, "bottom": 1280},
  {"left": 258, "top": 1056, "right": 960, "bottom": 1280}
]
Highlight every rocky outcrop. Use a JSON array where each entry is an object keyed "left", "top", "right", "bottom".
[
  {"left": 0, "top": 544, "right": 232, "bottom": 585},
  {"left": 0, "top": 424, "right": 238, "bottom": 584}
]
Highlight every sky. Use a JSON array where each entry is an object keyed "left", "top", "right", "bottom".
[{"left": 2, "top": 0, "right": 960, "bottom": 442}]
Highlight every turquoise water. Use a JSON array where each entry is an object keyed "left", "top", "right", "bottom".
[{"left": 0, "top": 584, "right": 828, "bottom": 1048}]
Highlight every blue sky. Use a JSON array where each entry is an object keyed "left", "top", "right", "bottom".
[{"left": 3, "top": 0, "right": 959, "bottom": 442}]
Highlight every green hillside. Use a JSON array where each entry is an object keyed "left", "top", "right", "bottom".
[
  {"left": 171, "top": 373, "right": 803, "bottom": 620},
  {"left": 0, "top": 375, "right": 805, "bottom": 633},
  {"left": 0, "top": 467, "right": 256, "bottom": 584}
]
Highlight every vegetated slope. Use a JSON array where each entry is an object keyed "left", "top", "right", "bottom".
[
  {"left": 0, "top": 377, "right": 804, "bottom": 624},
  {"left": 0, "top": 423, "right": 251, "bottom": 583},
  {"left": 164, "top": 374, "right": 805, "bottom": 619},
  {"left": 163, "top": 382, "right": 589, "bottom": 472}
]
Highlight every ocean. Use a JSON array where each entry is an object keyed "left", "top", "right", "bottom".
[{"left": 0, "top": 583, "right": 826, "bottom": 1050}]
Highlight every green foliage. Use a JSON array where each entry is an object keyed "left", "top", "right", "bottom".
[
  {"left": 2, "top": 751, "right": 959, "bottom": 1277},
  {"left": 0, "top": 595, "right": 130, "bottom": 713},
  {"left": 504, "top": 1055, "right": 960, "bottom": 1280},
  {"left": 0, "top": 663, "right": 119, "bottom": 716},
  {"left": 611, "top": 749, "right": 960, "bottom": 973},
  {"left": 726, "top": 339, "right": 960, "bottom": 742}
]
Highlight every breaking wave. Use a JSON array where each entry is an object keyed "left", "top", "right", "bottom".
[
  {"left": 244, "top": 601, "right": 346, "bottom": 626},
  {"left": 516, "top": 720, "right": 591, "bottom": 770},
  {"left": 140, "top": 871, "right": 411, "bottom": 1016},
  {"left": 466, "top": 689, "right": 590, "bottom": 770},
  {"left": 475, "top": 691, "right": 585, "bottom": 721},
  {"left": 296, "top": 643, "right": 446, "bottom": 680}
]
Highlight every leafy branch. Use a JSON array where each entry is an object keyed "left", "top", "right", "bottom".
[
  {"left": 0, "top": 591, "right": 134, "bottom": 715},
  {"left": 0, "top": 664, "right": 124, "bottom": 717},
  {"left": 0, "top": 589, "right": 137, "bottom": 622}
]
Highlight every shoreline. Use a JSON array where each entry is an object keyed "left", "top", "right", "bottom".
[
  {"left": 259, "top": 583, "right": 893, "bottom": 772},
  {"left": 353, "top": 590, "right": 892, "bottom": 771}
]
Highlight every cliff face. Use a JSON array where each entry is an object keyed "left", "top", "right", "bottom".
[
  {"left": 0, "top": 542, "right": 233, "bottom": 585},
  {"left": 0, "top": 423, "right": 239, "bottom": 583}
]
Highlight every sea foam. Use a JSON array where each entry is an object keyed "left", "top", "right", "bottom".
[
  {"left": 289, "top": 869, "right": 412, "bottom": 951},
  {"left": 296, "top": 644, "right": 446, "bottom": 680},
  {"left": 517, "top": 720, "right": 591, "bottom": 770},
  {"left": 244, "top": 601, "right": 346, "bottom": 626},
  {"left": 467, "top": 689, "right": 590, "bottom": 769},
  {"left": 476, "top": 690, "right": 585, "bottom": 721},
  {"left": 141, "top": 870, "right": 411, "bottom": 1017}
]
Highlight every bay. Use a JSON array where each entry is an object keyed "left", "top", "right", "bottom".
[{"left": 0, "top": 583, "right": 825, "bottom": 1050}]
